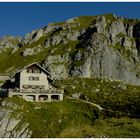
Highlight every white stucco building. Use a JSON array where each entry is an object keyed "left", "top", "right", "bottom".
[{"left": 8, "top": 62, "right": 64, "bottom": 102}]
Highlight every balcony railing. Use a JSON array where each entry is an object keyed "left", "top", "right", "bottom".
[{"left": 8, "top": 88, "right": 64, "bottom": 94}]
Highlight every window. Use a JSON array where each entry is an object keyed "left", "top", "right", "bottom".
[
  {"left": 28, "top": 85, "right": 32, "bottom": 88},
  {"left": 29, "top": 69, "right": 33, "bottom": 73},
  {"left": 27, "top": 69, "right": 29, "bottom": 73},
  {"left": 36, "top": 85, "right": 40, "bottom": 88},
  {"left": 29, "top": 76, "right": 39, "bottom": 81},
  {"left": 27, "top": 69, "right": 33, "bottom": 73},
  {"left": 34, "top": 77, "right": 39, "bottom": 81},
  {"left": 38, "top": 70, "right": 41, "bottom": 73},
  {"left": 22, "top": 85, "right": 45, "bottom": 89},
  {"left": 32, "top": 85, "right": 36, "bottom": 89},
  {"left": 22, "top": 85, "right": 28, "bottom": 89},
  {"left": 33, "top": 69, "right": 37, "bottom": 73},
  {"left": 39, "top": 85, "right": 45, "bottom": 89},
  {"left": 29, "top": 77, "right": 33, "bottom": 80},
  {"left": 26, "top": 68, "right": 41, "bottom": 73}
]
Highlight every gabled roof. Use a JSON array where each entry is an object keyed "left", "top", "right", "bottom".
[
  {"left": 12, "top": 62, "right": 52, "bottom": 81},
  {"left": 17, "top": 62, "right": 50, "bottom": 75}
]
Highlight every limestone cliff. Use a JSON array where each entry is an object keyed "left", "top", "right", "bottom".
[
  {"left": 1, "top": 14, "right": 140, "bottom": 84},
  {"left": 1, "top": 14, "right": 140, "bottom": 138},
  {"left": 0, "top": 98, "right": 32, "bottom": 138}
]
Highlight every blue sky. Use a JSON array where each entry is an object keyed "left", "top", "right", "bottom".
[{"left": 0, "top": 2, "right": 140, "bottom": 37}]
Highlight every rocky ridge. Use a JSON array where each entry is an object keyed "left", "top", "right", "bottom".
[
  {"left": 0, "top": 14, "right": 140, "bottom": 84},
  {"left": 0, "top": 14, "right": 140, "bottom": 138}
]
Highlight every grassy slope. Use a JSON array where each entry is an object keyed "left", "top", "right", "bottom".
[
  {"left": 0, "top": 15, "right": 140, "bottom": 137},
  {"left": 1, "top": 77, "right": 140, "bottom": 138},
  {"left": 2, "top": 96, "right": 99, "bottom": 138},
  {"left": 1, "top": 95, "right": 140, "bottom": 138},
  {"left": 56, "top": 78, "right": 140, "bottom": 117}
]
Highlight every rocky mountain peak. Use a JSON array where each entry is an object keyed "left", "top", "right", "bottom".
[{"left": 0, "top": 14, "right": 140, "bottom": 85}]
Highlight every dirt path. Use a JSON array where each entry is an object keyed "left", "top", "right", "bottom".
[{"left": 65, "top": 95, "right": 103, "bottom": 111}]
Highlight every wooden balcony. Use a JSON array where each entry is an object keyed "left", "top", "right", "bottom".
[{"left": 8, "top": 88, "right": 64, "bottom": 95}]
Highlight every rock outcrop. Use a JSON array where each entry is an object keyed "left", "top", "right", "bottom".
[
  {"left": 1, "top": 14, "right": 140, "bottom": 85},
  {"left": 41, "top": 14, "right": 140, "bottom": 85},
  {"left": 22, "top": 44, "right": 43, "bottom": 56},
  {"left": 0, "top": 36, "right": 21, "bottom": 53},
  {"left": 42, "top": 54, "right": 69, "bottom": 79},
  {"left": 21, "top": 29, "right": 44, "bottom": 45},
  {"left": 0, "top": 99, "right": 32, "bottom": 138}
]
